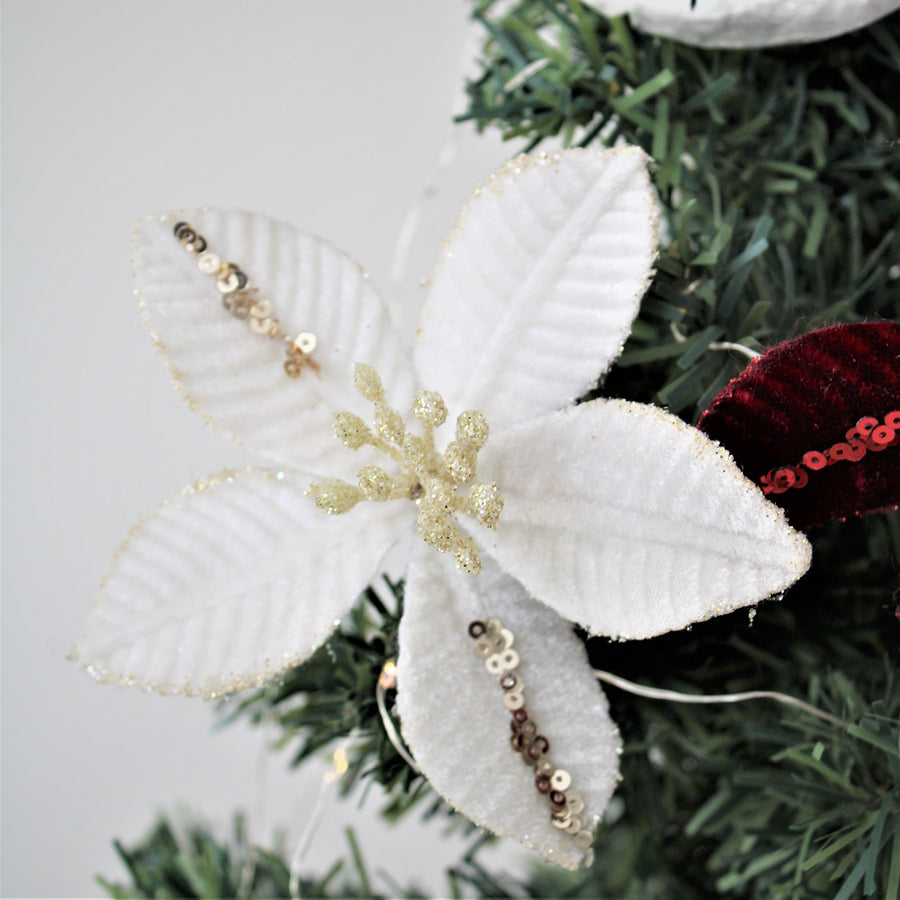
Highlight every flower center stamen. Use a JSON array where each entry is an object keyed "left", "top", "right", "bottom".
[{"left": 306, "top": 363, "right": 503, "bottom": 575}]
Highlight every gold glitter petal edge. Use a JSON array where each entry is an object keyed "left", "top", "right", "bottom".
[
  {"left": 395, "top": 548, "right": 621, "bottom": 870},
  {"left": 415, "top": 146, "right": 662, "bottom": 434},
  {"left": 131, "top": 209, "right": 413, "bottom": 476},
  {"left": 70, "top": 467, "right": 340, "bottom": 699},
  {"left": 476, "top": 398, "right": 812, "bottom": 643},
  {"left": 72, "top": 465, "right": 404, "bottom": 698}
]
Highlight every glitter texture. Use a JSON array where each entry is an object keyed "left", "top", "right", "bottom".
[{"left": 307, "top": 363, "right": 503, "bottom": 576}]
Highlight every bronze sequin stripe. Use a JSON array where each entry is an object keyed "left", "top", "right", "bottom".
[
  {"left": 760, "top": 411, "right": 900, "bottom": 495},
  {"left": 468, "top": 618, "right": 593, "bottom": 851},
  {"left": 171, "top": 221, "right": 318, "bottom": 378}
]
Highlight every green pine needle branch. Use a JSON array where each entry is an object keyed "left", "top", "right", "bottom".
[{"left": 462, "top": 2, "right": 900, "bottom": 420}]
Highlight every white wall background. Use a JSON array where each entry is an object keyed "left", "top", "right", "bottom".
[{"left": 1, "top": 2, "right": 525, "bottom": 895}]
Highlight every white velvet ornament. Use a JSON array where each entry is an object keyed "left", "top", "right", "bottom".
[
  {"left": 583, "top": 0, "right": 900, "bottom": 48},
  {"left": 74, "top": 146, "right": 811, "bottom": 867}
]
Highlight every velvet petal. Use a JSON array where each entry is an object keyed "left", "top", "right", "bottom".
[
  {"left": 397, "top": 546, "right": 621, "bottom": 870},
  {"left": 583, "top": 0, "right": 899, "bottom": 47},
  {"left": 134, "top": 209, "right": 417, "bottom": 476},
  {"left": 474, "top": 399, "right": 811, "bottom": 640},
  {"left": 73, "top": 468, "right": 415, "bottom": 696},
  {"left": 415, "top": 147, "right": 659, "bottom": 432},
  {"left": 698, "top": 321, "right": 900, "bottom": 529}
]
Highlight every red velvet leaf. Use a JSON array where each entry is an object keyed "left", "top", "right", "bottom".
[{"left": 698, "top": 322, "right": 900, "bottom": 530}]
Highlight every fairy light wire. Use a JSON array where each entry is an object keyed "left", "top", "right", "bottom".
[
  {"left": 670, "top": 321, "right": 761, "bottom": 360},
  {"left": 593, "top": 669, "right": 847, "bottom": 727},
  {"left": 287, "top": 742, "right": 352, "bottom": 900},
  {"left": 376, "top": 660, "right": 421, "bottom": 773},
  {"left": 236, "top": 704, "right": 275, "bottom": 899},
  {"left": 286, "top": 659, "right": 420, "bottom": 899}
]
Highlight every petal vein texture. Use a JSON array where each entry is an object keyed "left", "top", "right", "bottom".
[
  {"left": 73, "top": 468, "right": 413, "bottom": 695},
  {"left": 134, "top": 209, "right": 416, "bottom": 475},
  {"left": 415, "top": 147, "right": 659, "bottom": 432},
  {"left": 475, "top": 400, "right": 812, "bottom": 639},
  {"left": 397, "top": 547, "right": 620, "bottom": 869},
  {"left": 698, "top": 321, "right": 900, "bottom": 529}
]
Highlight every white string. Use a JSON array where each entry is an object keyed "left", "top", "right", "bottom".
[
  {"left": 287, "top": 775, "right": 334, "bottom": 900},
  {"left": 375, "top": 662, "right": 421, "bottom": 773},
  {"left": 236, "top": 705, "right": 275, "bottom": 898},
  {"left": 670, "top": 321, "right": 761, "bottom": 360},
  {"left": 710, "top": 341, "right": 762, "bottom": 359},
  {"left": 288, "top": 742, "right": 351, "bottom": 900},
  {"left": 170, "top": 810, "right": 197, "bottom": 867},
  {"left": 503, "top": 58, "right": 552, "bottom": 92},
  {"left": 387, "top": 8, "right": 486, "bottom": 302},
  {"left": 388, "top": 134, "right": 462, "bottom": 297},
  {"left": 593, "top": 669, "right": 846, "bottom": 727}
]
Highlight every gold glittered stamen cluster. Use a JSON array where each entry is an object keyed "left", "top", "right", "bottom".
[
  {"left": 468, "top": 617, "right": 593, "bottom": 853},
  {"left": 307, "top": 363, "right": 503, "bottom": 575},
  {"left": 172, "top": 220, "right": 318, "bottom": 378}
]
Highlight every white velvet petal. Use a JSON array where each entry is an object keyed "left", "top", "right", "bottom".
[
  {"left": 415, "top": 147, "right": 659, "bottom": 432},
  {"left": 396, "top": 546, "right": 621, "bottom": 869},
  {"left": 134, "top": 209, "right": 416, "bottom": 475},
  {"left": 474, "top": 399, "right": 812, "bottom": 640},
  {"left": 584, "top": 0, "right": 899, "bottom": 47},
  {"left": 73, "top": 468, "right": 415, "bottom": 696}
]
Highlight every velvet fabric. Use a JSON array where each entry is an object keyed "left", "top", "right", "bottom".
[{"left": 698, "top": 322, "right": 900, "bottom": 530}]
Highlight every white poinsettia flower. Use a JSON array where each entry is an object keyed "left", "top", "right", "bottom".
[
  {"left": 73, "top": 147, "right": 811, "bottom": 869},
  {"left": 583, "top": 0, "right": 900, "bottom": 47}
]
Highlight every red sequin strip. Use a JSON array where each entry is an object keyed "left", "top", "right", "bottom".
[{"left": 760, "top": 411, "right": 900, "bottom": 495}]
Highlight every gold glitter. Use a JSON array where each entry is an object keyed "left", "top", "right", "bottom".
[
  {"left": 466, "top": 483, "right": 504, "bottom": 528},
  {"left": 306, "top": 478, "right": 362, "bottom": 514},
  {"left": 334, "top": 412, "right": 371, "bottom": 449},
  {"left": 307, "top": 363, "right": 503, "bottom": 575},
  {"left": 353, "top": 363, "right": 385, "bottom": 402},
  {"left": 357, "top": 465, "right": 392, "bottom": 501},
  {"left": 454, "top": 535, "right": 482, "bottom": 575},
  {"left": 445, "top": 441, "right": 477, "bottom": 483},
  {"left": 412, "top": 390, "right": 447, "bottom": 426},
  {"left": 456, "top": 410, "right": 489, "bottom": 450},
  {"left": 375, "top": 403, "right": 405, "bottom": 443}
]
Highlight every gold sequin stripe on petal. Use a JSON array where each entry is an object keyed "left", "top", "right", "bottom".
[
  {"left": 468, "top": 618, "right": 594, "bottom": 854},
  {"left": 171, "top": 220, "right": 319, "bottom": 378}
]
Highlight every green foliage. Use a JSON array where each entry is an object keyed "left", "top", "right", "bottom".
[
  {"left": 99, "top": 815, "right": 521, "bottom": 900},
  {"left": 104, "top": 518, "right": 900, "bottom": 898},
  {"left": 98, "top": 814, "right": 336, "bottom": 899},
  {"left": 462, "top": 2, "right": 900, "bottom": 420},
  {"left": 221, "top": 581, "right": 411, "bottom": 809},
  {"left": 576, "top": 512, "right": 900, "bottom": 899},
  {"left": 102, "top": 523, "right": 899, "bottom": 898}
]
